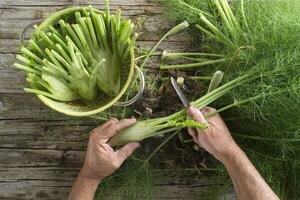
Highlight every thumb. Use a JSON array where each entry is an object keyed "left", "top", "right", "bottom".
[
  {"left": 187, "top": 105, "right": 207, "bottom": 124},
  {"left": 116, "top": 142, "right": 140, "bottom": 164}
]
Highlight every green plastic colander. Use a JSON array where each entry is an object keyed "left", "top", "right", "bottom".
[{"left": 19, "top": 6, "right": 144, "bottom": 117}]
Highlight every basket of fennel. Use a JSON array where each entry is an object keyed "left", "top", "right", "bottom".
[{"left": 14, "top": 2, "right": 143, "bottom": 117}]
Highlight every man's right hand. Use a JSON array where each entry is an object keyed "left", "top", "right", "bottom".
[
  {"left": 187, "top": 106, "right": 239, "bottom": 163},
  {"left": 187, "top": 105, "right": 279, "bottom": 200}
]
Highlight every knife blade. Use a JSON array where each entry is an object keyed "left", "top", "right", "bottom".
[{"left": 170, "top": 77, "right": 189, "bottom": 108}]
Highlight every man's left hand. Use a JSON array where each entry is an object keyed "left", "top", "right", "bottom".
[{"left": 80, "top": 118, "right": 140, "bottom": 181}]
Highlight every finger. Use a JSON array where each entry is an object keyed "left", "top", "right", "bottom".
[
  {"left": 201, "top": 107, "right": 224, "bottom": 125},
  {"left": 202, "top": 107, "right": 220, "bottom": 120},
  {"left": 99, "top": 142, "right": 114, "bottom": 153},
  {"left": 102, "top": 118, "right": 137, "bottom": 139},
  {"left": 201, "top": 107, "right": 216, "bottom": 115},
  {"left": 187, "top": 106, "right": 207, "bottom": 124},
  {"left": 115, "top": 118, "right": 137, "bottom": 132},
  {"left": 116, "top": 142, "right": 140, "bottom": 164},
  {"left": 188, "top": 128, "right": 199, "bottom": 144},
  {"left": 92, "top": 118, "right": 118, "bottom": 135}
]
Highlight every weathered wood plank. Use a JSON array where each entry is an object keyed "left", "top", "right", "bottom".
[
  {"left": 0, "top": 93, "right": 72, "bottom": 120},
  {"left": 0, "top": 5, "right": 160, "bottom": 20},
  {"left": 0, "top": 167, "right": 79, "bottom": 181},
  {"left": 0, "top": 166, "right": 219, "bottom": 200},
  {"left": 0, "top": 186, "right": 71, "bottom": 200},
  {"left": 0, "top": 119, "right": 95, "bottom": 149},
  {"left": 0, "top": 0, "right": 156, "bottom": 7},
  {"left": 0, "top": 95, "right": 63, "bottom": 120},
  {"left": 0, "top": 5, "right": 186, "bottom": 41},
  {"left": 0, "top": 178, "right": 218, "bottom": 200},
  {"left": 0, "top": 53, "right": 25, "bottom": 93},
  {"left": 0, "top": 148, "right": 85, "bottom": 167},
  {"left": 0, "top": 40, "right": 20, "bottom": 53}
]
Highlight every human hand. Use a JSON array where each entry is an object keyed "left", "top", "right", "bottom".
[
  {"left": 80, "top": 118, "right": 140, "bottom": 182},
  {"left": 187, "top": 106, "right": 239, "bottom": 163}
]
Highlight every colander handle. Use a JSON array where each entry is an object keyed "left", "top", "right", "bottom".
[
  {"left": 20, "top": 20, "right": 43, "bottom": 45},
  {"left": 115, "top": 65, "right": 145, "bottom": 107}
]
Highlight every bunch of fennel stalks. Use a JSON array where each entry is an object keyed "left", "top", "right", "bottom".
[
  {"left": 15, "top": 2, "right": 137, "bottom": 102},
  {"left": 110, "top": 0, "right": 300, "bottom": 198}
]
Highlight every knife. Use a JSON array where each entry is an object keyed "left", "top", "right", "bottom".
[
  {"left": 171, "top": 77, "right": 199, "bottom": 141},
  {"left": 170, "top": 77, "right": 189, "bottom": 107}
]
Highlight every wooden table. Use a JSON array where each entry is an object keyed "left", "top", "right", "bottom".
[{"left": 0, "top": 0, "right": 222, "bottom": 199}]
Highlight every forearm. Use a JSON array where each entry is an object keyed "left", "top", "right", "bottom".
[
  {"left": 68, "top": 170, "right": 101, "bottom": 200},
  {"left": 221, "top": 145, "right": 279, "bottom": 200},
  {"left": 186, "top": 107, "right": 278, "bottom": 199}
]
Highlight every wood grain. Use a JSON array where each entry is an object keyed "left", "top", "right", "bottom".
[{"left": 0, "top": 0, "right": 156, "bottom": 7}]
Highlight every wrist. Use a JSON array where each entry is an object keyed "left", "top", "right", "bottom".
[
  {"left": 217, "top": 142, "right": 243, "bottom": 165},
  {"left": 68, "top": 169, "right": 101, "bottom": 200},
  {"left": 79, "top": 167, "right": 103, "bottom": 184}
]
